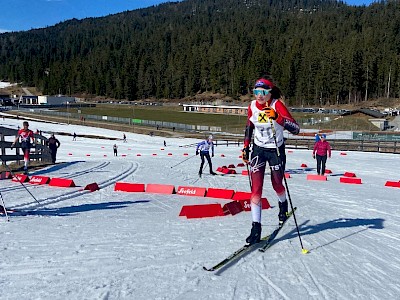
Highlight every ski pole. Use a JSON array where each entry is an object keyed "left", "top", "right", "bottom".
[
  {"left": 0, "top": 192, "right": 10, "bottom": 222},
  {"left": 269, "top": 118, "right": 308, "bottom": 254},
  {"left": 0, "top": 157, "right": 41, "bottom": 205},
  {"left": 170, "top": 154, "right": 196, "bottom": 168},
  {"left": 202, "top": 161, "right": 208, "bottom": 173},
  {"left": 246, "top": 163, "right": 252, "bottom": 189}
]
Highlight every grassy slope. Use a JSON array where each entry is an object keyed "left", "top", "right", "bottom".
[{"left": 62, "top": 104, "right": 386, "bottom": 132}]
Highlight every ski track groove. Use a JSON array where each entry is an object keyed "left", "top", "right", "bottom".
[
  {"left": 257, "top": 273, "right": 290, "bottom": 300},
  {"left": 10, "top": 161, "right": 138, "bottom": 210},
  {"left": 296, "top": 254, "right": 329, "bottom": 300},
  {"left": 0, "top": 161, "right": 110, "bottom": 195},
  {"left": 62, "top": 161, "right": 111, "bottom": 179}
]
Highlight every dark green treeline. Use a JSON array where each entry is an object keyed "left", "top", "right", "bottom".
[{"left": 1, "top": 0, "right": 400, "bottom": 106}]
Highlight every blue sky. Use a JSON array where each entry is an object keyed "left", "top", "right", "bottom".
[{"left": 1, "top": 0, "right": 376, "bottom": 33}]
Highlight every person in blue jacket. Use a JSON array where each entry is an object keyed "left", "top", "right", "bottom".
[{"left": 196, "top": 135, "right": 216, "bottom": 177}]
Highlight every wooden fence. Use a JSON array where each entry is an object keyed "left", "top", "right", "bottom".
[
  {"left": 0, "top": 126, "right": 52, "bottom": 165},
  {"left": 285, "top": 139, "right": 400, "bottom": 154}
]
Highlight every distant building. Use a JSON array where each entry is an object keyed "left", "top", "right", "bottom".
[
  {"left": 342, "top": 108, "right": 385, "bottom": 118},
  {"left": 19, "top": 95, "right": 39, "bottom": 104},
  {"left": 0, "top": 94, "right": 13, "bottom": 106},
  {"left": 38, "top": 96, "right": 76, "bottom": 105},
  {"left": 182, "top": 104, "right": 247, "bottom": 116},
  {"left": 369, "top": 119, "right": 389, "bottom": 130},
  {"left": 14, "top": 95, "right": 76, "bottom": 105}
]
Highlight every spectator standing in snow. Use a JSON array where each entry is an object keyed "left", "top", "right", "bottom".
[
  {"left": 123, "top": 134, "right": 127, "bottom": 143},
  {"left": 312, "top": 134, "right": 331, "bottom": 175},
  {"left": 241, "top": 75, "right": 300, "bottom": 245},
  {"left": 196, "top": 135, "right": 216, "bottom": 177},
  {"left": 164, "top": 140, "right": 167, "bottom": 147},
  {"left": 113, "top": 144, "right": 118, "bottom": 156},
  {"left": 11, "top": 121, "right": 35, "bottom": 174},
  {"left": 47, "top": 134, "right": 61, "bottom": 164},
  {"left": 73, "top": 132, "right": 77, "bottom": 141}
]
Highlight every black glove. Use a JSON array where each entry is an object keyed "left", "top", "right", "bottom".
[
  {"left": 212, "top": 153, "right": 214, "bottom": 157},
  {"left": 242, "top": 147, "right": 250, "bottom": 163},
  {"left": 196, "top": 150, "right": 199, "bottom": 156},
  {"left": 10, "top": 143, "right": 15, "bottom": 150}
]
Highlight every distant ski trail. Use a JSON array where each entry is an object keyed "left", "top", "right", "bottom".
[
  {"left": 0, "top": 161, "right": 111, "bottom": 195},
  {"left": 11, "top": 161, "right": 139, "bottom": 210}
]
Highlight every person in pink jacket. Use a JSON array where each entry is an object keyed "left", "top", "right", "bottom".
[{"left": 312, "top": 134, "right": 331, "bottom": 175}]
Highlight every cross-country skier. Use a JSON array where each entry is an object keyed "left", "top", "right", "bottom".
[
  {"left": 11, "top": 121, "right": 35, "bottom": 174},
  {"left": 241, "top": 75, "right": 300, "bottom": 245},
  {"left": 113, "top": 144, "right": 118, "bottom": 156},
  {"left": 47, "top": 133, "right": 61, "bottom": 164},
  {"left": 196, "top": 135, "right": 216, "bottom": 177},
  {"left": 312, "top": 134, "right": 331, "bottom": 175}
]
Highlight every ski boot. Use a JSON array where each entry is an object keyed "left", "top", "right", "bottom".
[
  {"left": 198, "top": 170, "right": 202, "bottom": 178},
  {"left": 246, "top": 222, "right": 261, "bottom": 245},
  {"left": 210, "top": 171, "right": 217, "bottom": 175},
  {"left": 278, "top": 200, "right": 288, "bottom": 226},
  {"left": 23, "top": 166, "right": 28, "bottom": 175}
]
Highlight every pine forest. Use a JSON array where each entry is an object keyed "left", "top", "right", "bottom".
[{"left": 1, "top": 0, "right": 400, "bottom": 106}]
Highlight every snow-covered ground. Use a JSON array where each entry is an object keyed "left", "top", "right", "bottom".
[
  {"left": 1, "top": 115, "right": 399, "bottom": 300},
  {"left": 0, "top": 82, "right": 17, "bottom": 89}
]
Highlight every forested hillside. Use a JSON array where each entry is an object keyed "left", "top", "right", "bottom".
[{"left": 1, "top": 0, "right": 400, "bottom": 106}]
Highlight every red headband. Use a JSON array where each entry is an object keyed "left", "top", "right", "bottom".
[{"left": 254, "top": 78, "right": 275, "bottom": 89}]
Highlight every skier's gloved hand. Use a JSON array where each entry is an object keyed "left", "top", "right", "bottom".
[
  {"left": 312, "top": 154, "right": 315, "bottom": 159},
  {"left": 242, "top": 147, "right": 250, "bottom": 163},
  {"left": 196, "top": 150, "right": 199, "bottom": 156},
  {"left": 10, "top": 143, "right": 15, "bottom": 150},
  {"left": 212, "top": 153, "right": 214, "bottom": 157},
  {"left": 263, "top": 107, "right": 278, "bottom": 120}
]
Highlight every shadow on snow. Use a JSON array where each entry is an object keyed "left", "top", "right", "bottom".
[
  {"left": 23, "top": 200, "right": 150, "bottom": 217},
  {"left": 32, "top": 161, "right": 84, "bottom": 175},
  {"left": 278, "top": 217, "right": 384, "bottom": 251}
]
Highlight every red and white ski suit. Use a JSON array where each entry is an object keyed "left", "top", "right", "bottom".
[
  {"left": 17, "top": 128, "right": 34, "bottom": 161},
  {"left": 244, "top": 98, "right": 299, "bottom": 204}
]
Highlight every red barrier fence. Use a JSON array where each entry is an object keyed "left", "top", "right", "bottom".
[
  {"left": 340, "top": 177, "right": 362, "bottom": 184},
  {"left": 49, "top": 178, "right": 76, "bottom": 187},
  {"left": 12, "top": 174, "right": 29, "bottom": 183},
  {"left": 114, "top": 182, "right": 145, "bottom": 192},
  {"left": 29, "top": 176, "right": 51, "bottom": 185},
  {"left": 179, "top": 204, "right": 225, "bottom": 219},
  {"left": 176, "top": 186, "right": 207, "bottom": 197},
  {"left": 84, "top": 182, "right": 100, "bottom": 192},
  {"left": 307, "top": 174, "right": 327, "bottom": 181},
  {"left": 146, "top": 184, "right": 175, "bottom": 194},
  {"left": 206, "top": 188, "right": 235, "bottom": 200}
]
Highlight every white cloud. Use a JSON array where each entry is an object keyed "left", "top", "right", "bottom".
[{"left": 0, "top": 29, "right": 11, "bottom": 33}]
